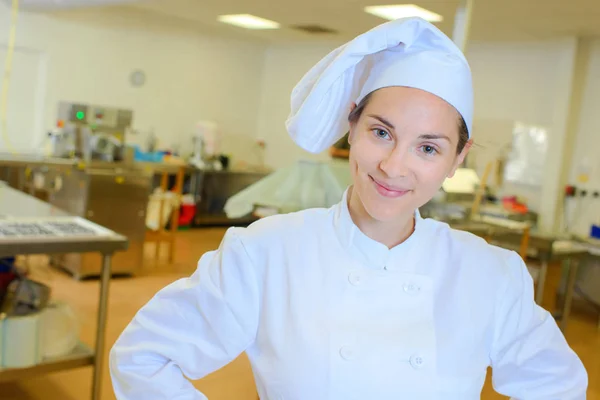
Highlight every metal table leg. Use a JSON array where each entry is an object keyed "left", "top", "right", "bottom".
[
  {"left": 535, "top": 259, "right": 548, "bottom": 305},
  {"left": 92, "top": 253, "right": 113, "bottom": 400},
  {"left": 560, "top": 257, "right": 579, "bottom": 332}
]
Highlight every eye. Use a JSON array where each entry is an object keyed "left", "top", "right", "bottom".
[
  {"left": 372, "top": 129, "right": 390, "bottom": 140},
  {"left": 421, "top": 145, "right": 438, "bottom": 155}
]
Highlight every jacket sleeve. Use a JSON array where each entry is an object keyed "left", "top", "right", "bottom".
[
  {"left": 490, "top": 251, "right": 588, "bottom": 399},
  {"left": 109, "top": 228, "right": 260, "bottom": 399}
]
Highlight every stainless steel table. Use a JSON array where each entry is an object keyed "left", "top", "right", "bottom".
[
  {"left": 0, "top": 156, "right": 153, "bottom": 278},
  {"left": 0, "top": 185, "right": 128, "bottom": 400}
]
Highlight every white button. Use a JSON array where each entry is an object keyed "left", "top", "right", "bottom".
[
  {"left": 403, "top": 282, "right": 420, "bottom": 295},
  {"left": 340, "top": 346, "right": 355, "bottom": 361},
  {"left": 410, "top": 354, "right": 425, "bottom": 369},
  {"left": 348, "top": 272, "right": 362, "bottom": 286}
]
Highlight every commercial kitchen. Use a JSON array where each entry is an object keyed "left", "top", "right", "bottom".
[{"left": 1, "top": 0, "right": 600, "bottom": 399}]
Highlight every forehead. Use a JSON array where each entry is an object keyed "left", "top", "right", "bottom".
[
  {"left": 361, "top": 87, "right": 460, "bottom": 135},
  {"left": 364, "top": 87, "right": 458, "bottom": 115}
]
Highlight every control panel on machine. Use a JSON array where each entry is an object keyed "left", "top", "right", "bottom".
[{"left": 50, "top": 102, "right": 134, "bottom": 162}]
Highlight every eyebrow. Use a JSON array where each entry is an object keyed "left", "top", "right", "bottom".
[
  {"left": 419, "top": 133, "right": 451, "bottom": 142},
  {"left": 367, "top": 114, "right": 451, "bottom": 142},
  {"left": 367, "top": 114, "right": 395, "bottom": 130}
]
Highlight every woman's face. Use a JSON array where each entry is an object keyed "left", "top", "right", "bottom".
[{"left": 348, "top": 86, "right": 471, "bottom": 223}]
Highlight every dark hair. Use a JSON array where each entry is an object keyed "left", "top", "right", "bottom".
[{"left": 348, "top": 91, "right": 469, "bottom": 154}]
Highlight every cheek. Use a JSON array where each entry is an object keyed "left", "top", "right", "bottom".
[
  {"left": 349, "top": 153, "right": 359, "bottom": 181},
  {"left": 415, "top": 160, "right": 454, "bottom": 191},
  {"left": 350, "top": 139, "right": 383, "bottom": 174}
]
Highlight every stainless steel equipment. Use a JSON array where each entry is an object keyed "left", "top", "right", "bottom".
[
  {"left": 0, "top": 155, "right": 272, "bottom": 274},
  {"left": 193, "top": 169, "right": 271, "bottom": 226},
  {"left": 48, "top": 123, "right": 92, "bottom": 161},
  {"left": 0, "top": 154, "right": 76, "bottom": 202},
  {"left": 52, "top": 102, "right": 133, "bottom": 162},
  {"left": 0, "top": 156, "right": 151, "bottom": 278},
  {"left": 49, "top": 166, "right": 152, "bottom": 279},
  {"left": 0, "top": 185, "right": 128, "bottom": 400}
]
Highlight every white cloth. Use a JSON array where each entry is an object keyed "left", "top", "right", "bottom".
[
  {"left": 223, "top": 159, "right": 352, "bottom": 219},
  {"left": 110, "top": 189, "right": 587, "bottom": 399},
  {"left": 286, "top": 17, "right": 473, "bottom": 154}
]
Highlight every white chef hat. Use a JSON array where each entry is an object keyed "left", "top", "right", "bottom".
[{"left": 286, "top": 17, "right": 473, "bottom": 154}]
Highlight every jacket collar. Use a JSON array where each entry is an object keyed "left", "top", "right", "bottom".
[{"left": 333, "top": 187, "right": 431, "bottom": 272}]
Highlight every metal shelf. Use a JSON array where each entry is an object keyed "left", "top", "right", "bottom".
[
  {"left": 0, "top": 342, "right": 94, "bottom": 382},
  {"left": 0, "top": 185, "right": 125, "bottom": 399}
]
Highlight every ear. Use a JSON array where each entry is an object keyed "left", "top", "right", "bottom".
[
  {"left": 347, "top": 103, "right": 358, "bottom": 144},
  {"left": 447, "top": 139, "right": 473, "bottom": 178}
]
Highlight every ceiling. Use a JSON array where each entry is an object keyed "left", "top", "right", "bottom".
[{"left": 31, "top": 0, "right": 600, "bottom": 43}]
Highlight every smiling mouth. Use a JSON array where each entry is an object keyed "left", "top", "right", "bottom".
[{"left": 369, "top": 175, "right": 410, "bottom": 198}]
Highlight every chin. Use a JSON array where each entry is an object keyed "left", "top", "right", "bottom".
[{"left": 365, "top": 204, "right": 409, "bottom": 222}]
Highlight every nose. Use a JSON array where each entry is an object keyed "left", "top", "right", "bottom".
[{"left": 379, "top": 146, "right": 410, "bottom": 178}]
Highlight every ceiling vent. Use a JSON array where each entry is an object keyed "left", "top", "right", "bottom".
[{"left": 291, "top": 24, "right": 338, "bottom": 35}]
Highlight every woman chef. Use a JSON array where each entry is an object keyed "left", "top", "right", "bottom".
[{"left": 110, "top": 17, "right": 587, "bottom": 399}]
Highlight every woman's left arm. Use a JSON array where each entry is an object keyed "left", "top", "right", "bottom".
[{"left": 490, "top": 251, "right": 588, "bottom": 399}]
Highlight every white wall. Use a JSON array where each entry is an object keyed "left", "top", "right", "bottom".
[
  {"left": 468, "top": 40, "right": 575, "bottom": 125},
  {"left": 466, "top": 39, "right": 578, "bottom": 228},
  {"left": 569, "top": 39, "right": 600, "bottom": 236},
  {"left": 0, "top": 4, "right": 267, "bottom": 165},
  {"left": 0, "top": 45, "right": 46, "bottom": 152},
  {"left": 255, "top": 42, "right": 342, "bottom": 168},
  {"left": 256, "top": 40, "right": 577, "bottom": 172}
]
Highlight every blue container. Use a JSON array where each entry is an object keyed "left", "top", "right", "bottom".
[
  {"left": 133, "top": 145, "right": 164, "bottom": 163},
  {"left": 0, "top": 257, "right": 15, "bottom": 273},
  {"left": 591, "top": 224, "right": 600, "bottom": 239}
]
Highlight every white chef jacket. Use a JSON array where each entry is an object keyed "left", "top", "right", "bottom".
[{"left": 110, "top": 189, "right": 587, "bottom": 399}]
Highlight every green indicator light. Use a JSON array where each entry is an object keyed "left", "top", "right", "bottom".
[{"left": 76, "top": 111, "right": 85, "bottom": 120}]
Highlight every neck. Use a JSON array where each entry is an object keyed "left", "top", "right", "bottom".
[{"left": 347, "top": 187, "right": 416, "bottom": 249}]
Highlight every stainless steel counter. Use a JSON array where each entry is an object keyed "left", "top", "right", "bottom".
[
  {"left": 0, "top": 181, "right": 70, "bottom": 218},
  {"left": 0, "top": 185, "right": 128, "bottom": 256},
  {"left": 48, "top": 167, "right": 151, "bottom": 278},
  {"left": 0, "top": 185, "right": 127, "bottom": 400},
  {"left": 0, "top": 155, "right": 273, "bottom": 273},
  {"left": 0, "top": 153, "right": 78, "bottom": 168},
  {"left": 452, "top": 221, "right": 559, "bottom": 256},
  {"left": 192, "top": 169, "right": 271, "bottom": 226},
  {"left": 0, "top": 153, "right": 270, "bottom": 175},
  {"left": 0, "top": 157, "right": 152, "bottom": 278}
]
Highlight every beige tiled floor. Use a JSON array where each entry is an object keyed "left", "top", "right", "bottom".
[{"left": 1, "top": 227, "right": 598, "bottom": 399}]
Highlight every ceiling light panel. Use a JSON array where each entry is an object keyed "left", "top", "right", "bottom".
[
  {"left": 364, "top": 4, "right": 443, "bottom": 22},
  {"left": 217, "top": 14, "right": 280, "bottom": 30}
]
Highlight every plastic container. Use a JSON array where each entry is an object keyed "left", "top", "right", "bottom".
[
  {"left": 146, "top": 189, "right": 179, "bottom": 231},
  {"left": 0, "top": 257, "right": 15, "bottom": 273},
  {"left": 133, "top": 145, "right": 165, "bottom": 163},
  {"left": 40, "top": 301, "right": 79, "bottom": 359},
  {"left": 178, "top": 204, "right": 196, "bottom": 227},
  {"left": 591, "top": 224, "right": 600, "bottom": 239},
  {"left": 0, "top": 312, "right": 42, "bottom": 368},
  {"left": 0, "top": 257, "right": 17, "bottom": 304}
]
